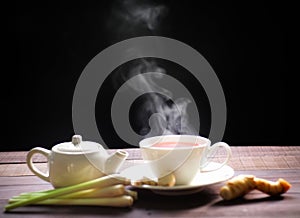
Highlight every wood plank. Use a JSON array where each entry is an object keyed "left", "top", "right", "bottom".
[
  {"left": 0, "top": 163, "right": 48, "bottom": 177},
  {"left": 1, "top": 147, "right": 300, "bottom": 164},
  {"left": 0, "top": 170, "right": 299, "bottom": 217},
  {"left": 1, "top": 147, "right": 300, "bottom": 217},
  {"left": 1, "top": 156, "right": 299, "bottom": 177},
  {"left": 0, "top": 151, "right": 47, "bottom": 164},
  {"left": 1, "top": 170, "right": 298, "bottom": 186},
  {"left": 0, "top": 176, "right": 50, "bottom": 186},
  {"left": 0, "top": 149, "right": 141, "bottom": 164}
]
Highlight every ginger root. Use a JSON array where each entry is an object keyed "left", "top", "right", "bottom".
[
  {"left": 220, "top": 175, "right": 256, "bottom": 200},
  {"left": 254, "top": 177, "right": 291, "bottom": 196},
  {"left": 220, "top": 175, "right": 291, "bottom": 200}
]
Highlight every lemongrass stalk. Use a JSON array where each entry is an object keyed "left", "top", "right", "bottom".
[
  {"left": 9, "top": 187, "right": 137, "bottom": 204},
  {"left": 7, "top": 199, "right": 22, "bottom": 204},
  {"left": 44, "top": 196, "right": 134, "bottom": 207},
  {"left": 10, "top": 185, "right": 126, "bottom": 202},
  {"left": 35, "top": 196, "right": 133, "bottom": 207},
  {"left": 5, "top": 175, "right": 130, "bottom": 211},
  {"left": 9, "top": 196, "right": 134, "bottom": 207},
  {"left": 15, "top": 188, "right": 75, "bottom": 199},
  {"left": 124, "top": 190, "right": 138, "bottom": 200},
  {"left": 15, "top": 189, "right": 55, "bottom": 198},
  {"left": 19, "top": 189, "right": 54, "bottom": 196},
  {"left": 60, "top": 184, "right": 126, "bottom": 199}
]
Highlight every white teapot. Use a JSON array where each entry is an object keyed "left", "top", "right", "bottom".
[{"left": 27, "top": 135, "right": 128, "bottom": 188}]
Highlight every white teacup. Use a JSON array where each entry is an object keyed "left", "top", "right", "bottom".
[{"left": 139, "top": 135, "right": 232, "bottom": 185}]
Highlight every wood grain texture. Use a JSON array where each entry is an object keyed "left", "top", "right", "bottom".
[
  {"left": 1, "top": 147, "right": 299, "bottom": 176},
  {"left": 1, "top": 147, "right": 300, "bottom": 217},
  {"left": 1, "top": 170, "right": 299, "bottom": 217}
]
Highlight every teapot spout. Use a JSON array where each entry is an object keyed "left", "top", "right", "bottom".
[{"left": 104, "top": 150, "right": 129, "bottom": 174}]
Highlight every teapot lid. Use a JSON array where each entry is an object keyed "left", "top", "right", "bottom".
[{"left": 52, "top": 135, "right": 102, "bottom": 154}]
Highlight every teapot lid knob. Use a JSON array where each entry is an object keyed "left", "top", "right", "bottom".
[{"left": 72, "top": 135, "right": 82, "bottom": 145}]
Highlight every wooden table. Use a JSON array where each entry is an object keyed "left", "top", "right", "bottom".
[{"left": 1, "top": 146, "right": 300, "bottom": 217}]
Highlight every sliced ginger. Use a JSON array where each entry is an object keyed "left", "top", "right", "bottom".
[
  {"left": 220, "top": 175, "right": 291, "bottom": 200},
  {"left": 158, "top": 173, "right": 176, "bottom": 187},
  {"left": 133, "top": 173, "right": 176, "bottom": 187},
  {"left": 132, "top": 176, "right": 158, "bottom": 186}
]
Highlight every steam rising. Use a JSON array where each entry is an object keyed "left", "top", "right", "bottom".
[
  {"left": 108, "top": 0, "right": 168, "bottom": 37},
  {"left": 125, "top": 60, "right": 196, "bottom": 137},
  {"left": 109, "top": 0, "right": 196, "bottom": 138},
  {"left": 122, "top": 0, "right": 167, "bottom": 30}
]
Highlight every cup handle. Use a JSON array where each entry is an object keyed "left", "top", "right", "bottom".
[
  {"left": 200, "top": 142, "right": 232, "bottom": 172},
  {"left": 26, "top": 147, "right": 51, "bottom": 182}
]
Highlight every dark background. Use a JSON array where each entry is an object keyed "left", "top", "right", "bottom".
[{"left": 7, "top": 0, "right": 292, "bottom": 151}]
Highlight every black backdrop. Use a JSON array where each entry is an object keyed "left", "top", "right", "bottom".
[{"left": 7, "top": 0, "right": 292, "bottom": 151}]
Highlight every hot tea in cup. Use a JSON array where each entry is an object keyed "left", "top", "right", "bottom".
[{"left": 139, "top": 135, "right": 232, "bottom": 185}]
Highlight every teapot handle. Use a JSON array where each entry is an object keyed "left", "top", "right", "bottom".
[{"left": 26, "top": 147, "right": 51, "bottom": 182}]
